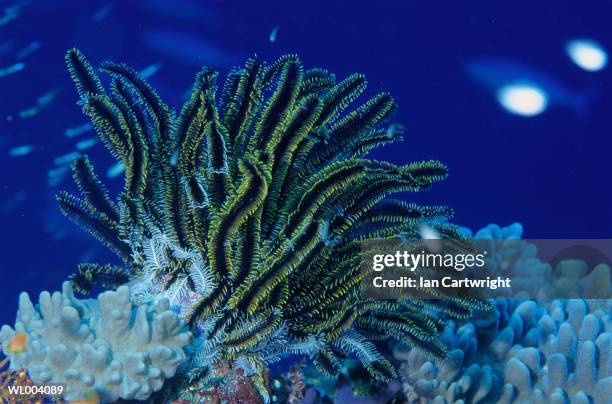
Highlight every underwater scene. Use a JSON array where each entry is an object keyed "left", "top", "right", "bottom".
[{"left": 0, "top": 1, "right": 611, "bottom": 403}]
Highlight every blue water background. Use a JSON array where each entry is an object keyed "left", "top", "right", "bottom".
[{"left": 0, "top": 0, "right": 611, "bottom": 325}]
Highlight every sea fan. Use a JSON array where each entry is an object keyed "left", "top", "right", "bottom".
[{"left": 57, "top": 49, "right": 485, "bottom": 400}]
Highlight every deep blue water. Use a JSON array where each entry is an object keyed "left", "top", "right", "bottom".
[{"left": 0, "top": 0, "right": 611, "bottom": 325}]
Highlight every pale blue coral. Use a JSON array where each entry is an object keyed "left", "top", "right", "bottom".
[
  {"left": 0, "top": 282, "right": 191, "bottom": 402},
  {"left": 396, "top": 223, "right": 612, "bottom": 404},
  {"left": 398, "top": 297, "right": 611, "bottom": 403}
]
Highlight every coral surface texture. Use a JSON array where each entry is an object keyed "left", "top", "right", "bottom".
[{"left": 0, "top": 282, "right": 190, "bottom": 402}]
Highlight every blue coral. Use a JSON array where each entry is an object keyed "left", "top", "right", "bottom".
[
  {"left": 396, "top": 224, "right": 612, "bottom": 404},
  {"left": 397, "top": 297, "right": 611, "bottom": 403},
  {"left": 0, "top": 282, "right": 191, "bottom": 402}
]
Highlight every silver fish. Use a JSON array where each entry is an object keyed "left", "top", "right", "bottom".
[
  {"left": 65, "top": 123, "right": 93, "bottom": 138},
  {"left": 16, "top": 40, "right": 41, "bottom": 60},
  {"left": 466, "top": 58, "right": 594, "bottom": 116},
  {"left": 0, "top": 62, "right": 24, "bottom": 78},
  {"left": 9, "top": 144, "right": 33, "bottom": 156},
  {"left": 269, "top": 26, "right": 279, "bottom": 43},
  {"left": 140, "top": 62, "right": 162, "bottom": 78}
]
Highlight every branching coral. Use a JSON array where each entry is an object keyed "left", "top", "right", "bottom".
[
  {"left": 5, "top": 48, "right": 488, "bottom": 400},
  {"left": 0, "top": 282, "right": 190, "bottom": 402}
]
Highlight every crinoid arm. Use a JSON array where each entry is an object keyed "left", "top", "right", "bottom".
[{"left": 51, "top": 48, "right": 487, "bottom": 401}]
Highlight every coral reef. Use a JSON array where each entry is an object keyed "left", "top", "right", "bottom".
[
  {"left": 0, "top": 282, "right": 190, "bottom": 402},
  {"left": 469, "top": 223, "right": 553, "bottom": 298},
  {"left": 192, "top": 361, "right": 271, "bottom": 403},
  {"left": 35, "top": 48, "right": 486, "bottom": 400},
  {"left": 395, "top": 224, "right": 612, "bottom": 403},
  {"left": 0, "top": 356, "right": 45, "bottom": 403},
  {"left": 269, "top": 361, "right": 307, "bottom": 404},
  {"left": 469, "top": 223, "right": 612, "bottom": 301},
  {"left": 286, "top": 363, "right": 307, "bottom": 404},
  {"left": 398, "top": 297, "right": 612, "bottom": 403}
]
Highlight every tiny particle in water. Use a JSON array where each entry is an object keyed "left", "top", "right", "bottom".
[
  {"left": 566, "top": 38, "right": 608, "bottom": 72},
  {"left": 107, "top": 162, "right": 125, "bottom": 178},
  {"left": 269, "top": 25, "right": 279, "bottom": 43},
  {"left": 9, "top": 144, "right": 33, "bottom": 156},
  {"left": 0, "top": 62, "right": 25, "bottom": 78},
  {"left": 496, "top": 83, "right": 548, "bottom": 116}
]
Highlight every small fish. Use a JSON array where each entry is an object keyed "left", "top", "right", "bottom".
[
  {"left": 18, "top": 107, "right": 38, "bottom": 118},
  {"left": 269, "top": 25, "right": 279, "bottom": 43},
  {"left": 0, "top": 62, "right": 25, "bottom": 78},
  {"left": 466, "top": 58, "right": 594, "bottom": 117},
  {"left": 139, "top": 62, "right": 162, "bottom": 79},
  {"left": 19, "top": 88, "right": 61, "bottom": 119},
  {"left": 107, "top": 162, "right": 124, "bottom": 178},
  {"left": 69, "top": 390, "right": 100, "bottom": 404},
  {"left": 566, "top": 38, "right": 608, "bottom": 72},
  {"left": 92, "top": 3, "right": 114, "bottom": 22},
  {"left": 76, "top": 137, "right": 98, "bottom": 150},
  {"left": 48, "top": 166, "right": 69, "bottom": 177},
  {"left": 36, "top": 88, "right": 61, "bottom": 107},
  {"left": 5, "top": 332, "right": 27, "bottom": 354},
  {"left": 65, "top": 123, "right": 93, "bottom": 138},
  {"left": 16, "top": 40, "right": 40, "bottom": 60},
  {"left": 496, "top": 83, "right": 548, "bottom": 117},
  {"left": 53, "top": 151, "right": 80, "bottom": 166},
  {"left": 0, "top": 4, "right": 20, "bottom": 27},
  {"left": 9, "top": 144, "right": 33, "bottom": 156},
  {"left": 47, "top": 166, "right": 70, "bottom": 186}
]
